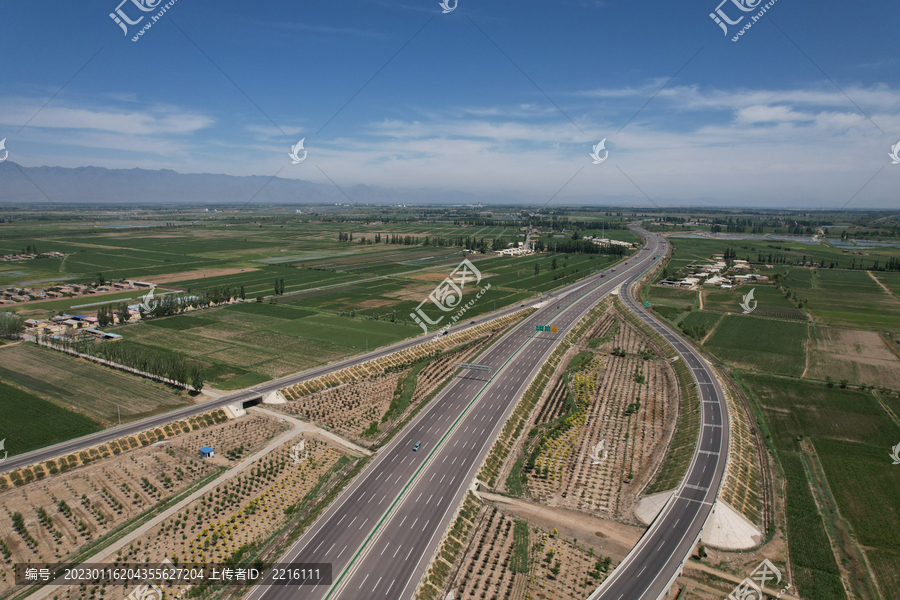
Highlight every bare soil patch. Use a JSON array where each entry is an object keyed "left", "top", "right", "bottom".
[
  {"left": 808, "top": 326, "right": 900, "bottom": 389},
  {"left": 147, "top": 267, "right": 259, "bottom": 285}
]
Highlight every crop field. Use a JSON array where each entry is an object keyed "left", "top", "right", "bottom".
[
  {"left": 807, "top": 326, "right": 900, "bottom": 389},
  {"left": 120, "top": 307, "right": 357, "bottom": 390},
  {"left": 678, "top": 309, "right": 723, "bottom": 331},
  {"left": 740, "top": 372, "right": 900, "bottom": 599},
  {"left": 702, "top": 315, "right": 807, "bottom": 376},
  {"left": 813, "top": 438, "right": 900, "bottom": 553},
  {"left": 647, "top": 286, "right": 697, "bottom": 306},
  {"left": 801, "top": 269, "right": 900, "bottom": 330},
  {"left": 171, "top": 264, "right": 359, "bottom": 298},
  {"left": 7, "top": 214, "right": 635, "bottom": 397},
  {"left": 284, "top": 275, "right": 533, "bottom": 323},
  {"left": 876, "top": 272, "right": 900, "bottom": 297},
  {"left": 473, "top": 253, "right": 619, "bottom": 291},
  {"left": 778, "top": 451, "right": 847, "bottom": 600},
  {"left": 0, "top": 381, "right": 100, "bottom": 456},
  {"left": 271, "top": 314, "right": 419, "bottom": 348},
  {"left": 0, "top": 343, "right": 192, "bottom": 425},
  {"left": 868, "top": 549, "right": 900, "bottom": 600},
  {"left": 783, "top": 267, "right": 813, "bottom": 288},
  {"left": 743, "top": 373, "right": 897, "bottom": 449},
  {"left": 701, "top": 284, "right": 798, "bottom": 314}
]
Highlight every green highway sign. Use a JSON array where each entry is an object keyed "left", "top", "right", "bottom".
[{"left": 536, "top": 325, "right": 559, "bottom": 333}]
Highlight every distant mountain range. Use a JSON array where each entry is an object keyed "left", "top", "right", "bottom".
[
  {"left": 0, "top": 161, "right": 669, "bottom": 207},
  {"left": 1, "top": 161, "right": 891, "bottom": 209},
  {"left": 0, "top": 161, "right": 484, "bottom": 205}
]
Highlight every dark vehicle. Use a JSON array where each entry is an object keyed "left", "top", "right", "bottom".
[
  {"left": 470, "top": 321, "right": 475, "bottom": 325},
  {"left": 413, "top": 442, "right": 421, "bottom": 451},
  {"left": 600, "top": 273, "right": 605, "bottom": 278}
]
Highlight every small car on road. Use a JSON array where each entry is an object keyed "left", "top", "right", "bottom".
[{"left": 413, "top": 442, "right": 421, "bottom": 451}]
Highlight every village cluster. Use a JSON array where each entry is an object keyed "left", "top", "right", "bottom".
[
  {"left": 658, "top": 255, "right": 771, "bottom": 290},
  {"left": 0, "top": 279, "right": 155, "bottom": 306}
]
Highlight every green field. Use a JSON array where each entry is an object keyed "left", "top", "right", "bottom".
[
  {"left": 778, "top": 452, "right": 848, "bottom": 600},
  {"left": 647, "top": 286, "right": 697, "bottom": 306},
  {"left": 3, "top": 213, "right": 635, "bottom": 392},
  {"left": 703, "top": 315, "right": 807, "bottom": 376},
  {"left": 740, "top": 372, "right": 900, "bottom": 599},
  {"left": 0, "top": 381, "right": 101, "bottom": 456},
  {"left": 0, "top": 343, "right": 194, "bottom": 424},
  {"left": 701, "top": 284, "right": 798, "bottom": 314},
  {"left": 679, "top": 309, "right": 723, "bottom": 331},
  {"left": 800, "top": 269, "right": 900, "bottom": 330}
]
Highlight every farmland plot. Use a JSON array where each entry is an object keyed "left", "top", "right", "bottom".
[
  {"left": 807, "top": 326, "right": 900, "bottom": 389},
  {"left": 703, "top": 315, "right": 807, "bottom": 376},
  {"left": 0, "top": 343, "right": 192, "bottom": 427}
]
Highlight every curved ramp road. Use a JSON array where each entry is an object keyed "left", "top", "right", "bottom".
[
  {"left": 587, "top": 232, "right": 730, "bottom": 600},
  {"left": 246, "top": 231, "right": 665, "bottom": 600}
]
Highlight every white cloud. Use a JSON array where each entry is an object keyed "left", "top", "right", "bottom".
[
  {"left": 0, "top": 98, "right": 213, "bottom": 135},
  {"left": 3, "top": 82, "right": 898, "bottom": 207}
]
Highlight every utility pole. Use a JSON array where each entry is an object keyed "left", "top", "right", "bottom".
[{"left": 117, "top": 404, "right": 121, "bottom": 426}]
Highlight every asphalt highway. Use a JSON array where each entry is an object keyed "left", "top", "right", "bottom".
[
  {"left": 587, "top": 237, "right": 730, "bottom": 600},
  {"left": 246, "top": 230, "right": 666, "bottom": 600}
]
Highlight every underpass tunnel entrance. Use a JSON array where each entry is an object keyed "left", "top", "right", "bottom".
[{"left": 242, "top": 397, "right": 263, "bottom": 409}]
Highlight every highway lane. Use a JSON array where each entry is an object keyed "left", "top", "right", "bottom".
[
  {"left": 587, "top": 231, "right": 730, "bottom": 600},
  {"left": 0, "top": 293, "right": 537, "bottom": 475},
  {"left": 246, "top": 232, "right": 664, "bottom": 600}
]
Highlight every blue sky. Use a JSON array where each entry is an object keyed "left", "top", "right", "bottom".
[{"left": 1, "top": 0, "right": 898, "bottom": 206}]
